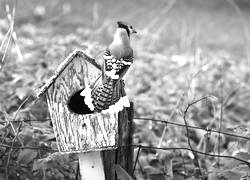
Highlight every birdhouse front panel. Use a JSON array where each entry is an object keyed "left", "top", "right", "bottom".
[{"left": 43, "top": 51, "right": 118, "bottom": 153}]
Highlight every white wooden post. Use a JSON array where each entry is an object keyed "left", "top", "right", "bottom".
[{"left": 79, "top": 152, "right": 105, "bottom": 180}]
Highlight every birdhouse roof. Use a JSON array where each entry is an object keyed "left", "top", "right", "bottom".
[{"left": 35, "top": 49, "right": 101, "bottom": 98}]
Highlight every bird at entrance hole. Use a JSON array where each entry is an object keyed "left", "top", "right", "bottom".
[{"left": 80, "top": 21, "right": 136, "bottom": 113}]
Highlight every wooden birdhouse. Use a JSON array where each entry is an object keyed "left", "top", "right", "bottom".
[{"left": 36, "top": 49, "right": 120, "bottom": 153}]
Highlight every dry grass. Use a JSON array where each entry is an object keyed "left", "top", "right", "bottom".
[{"left": 1, "top": 0, "right": 250, "bottom": 179}]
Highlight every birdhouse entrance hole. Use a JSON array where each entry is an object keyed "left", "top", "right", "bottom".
[{"left": 67, "top": 89, "right": 93, "bottom": 115}]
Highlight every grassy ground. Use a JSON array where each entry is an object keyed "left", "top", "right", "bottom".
[{"left": 1, "top": 0, "right": 250, "bottom": 179}]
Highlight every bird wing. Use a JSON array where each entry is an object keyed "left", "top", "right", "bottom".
[
  {"left": 90, "top": 48, "right": 134, "bottom": 112},
  {"left": 103, "top": 48, "right": 133, "bottom": 80},
  {"left": 89, "top": 49, "right": 110, "bottom": 90},
  {"left": 117, "top": 50, "right": 133, "bottom": 80}
]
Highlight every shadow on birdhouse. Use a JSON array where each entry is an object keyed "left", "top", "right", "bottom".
[{"left": 35, "top": 50, "right": 118, "bottom": 153}]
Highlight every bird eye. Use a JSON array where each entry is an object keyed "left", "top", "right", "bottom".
[{"left": 129, "top": 26, "right": 132, "bottom": 29}]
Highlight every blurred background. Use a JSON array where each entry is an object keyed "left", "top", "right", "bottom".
[{"left": 1, "top": 0, "right": 250, "bottom": 179}]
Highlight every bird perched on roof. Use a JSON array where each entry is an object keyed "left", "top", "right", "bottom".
[{"left": 81, "top": 21, "right": 136, "bottom": 113}]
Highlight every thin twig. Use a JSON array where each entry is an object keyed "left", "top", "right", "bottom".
[
  {"left": 5, "top": 121, "right": 23, "bottom": 175},
  {"left": 134, "top": 117, "right": 250, "bottom": 140},
  {"left": 0, "top": 27, "right": 12, "bottom": 51},
  {"left": 0, "top": 3, "right": 16, "bottom": 72},
  {"left": 158, "top": 94, "right": 183, "bottom": 148},
  {"left": 1, "top": 143, "right": 249, "bottom": 168},
  {"left": 132, "top": 145, "right": 141, "bottom": 177},
  {"left": 136, "top": 159, "right": 146, "bottom": 177},
  {"left": 5, "top": 0, "right": 23, "bottom": 62},
  {"left": 6, "top": 95, "right": 36, "bottom": 175},
  {"left": 6, "top": 117, "right": 250, "bottom": 141},
  {"left": 11, "top": 95, "right": 34, "bottom": 145},
  {"left": 3, "top": 2, "right": 18, "bottom": 178},
  {"left": 183, "top": 96, "right": 210, "bottom": 177},
  {"left": 131, "top": 145, "right": 250, "bottom": 167},
  {"left": 0, "top": 26, "right": 13, "bottom": 71},
  {"left": 217, "top": 80, "right": 224, "bottom": 166},
  {"left": 3, "top": 111, "right": 18, "bottom": 138}
]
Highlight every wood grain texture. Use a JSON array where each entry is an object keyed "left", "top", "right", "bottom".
[
  {"left": 101, "top": 103, "right": 134, "bottom": 180},
  {"left": 35, "top": 49, "right": 101, "bottom": 98},
  {"left": 46, "top": 51, "right": 118, "bottom": 153}
]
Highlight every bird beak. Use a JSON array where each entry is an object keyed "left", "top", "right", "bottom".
[{"left": 132, "top": 29, "right": 137, "bottom": 33}]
